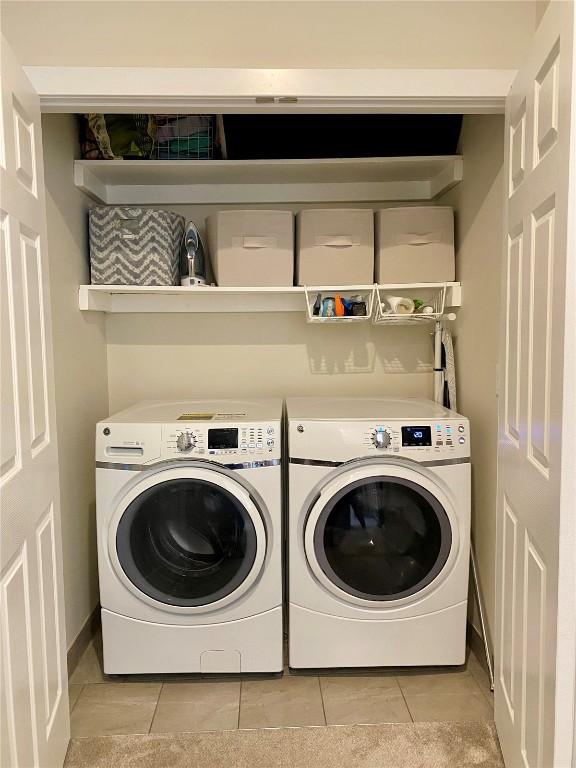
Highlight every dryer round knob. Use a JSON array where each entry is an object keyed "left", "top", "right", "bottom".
[
  {"left": 297, "top": 425, "right": 305, "bottom": 433},
  {"left": 176, "top": 431, "right": 194, "bottom": 452},
  {"left": 372, "top": 429, "right": 391, "bottom": 449}
]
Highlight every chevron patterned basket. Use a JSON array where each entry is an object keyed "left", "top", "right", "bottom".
[{"left": 89, "top": 207, "right": 185, "bottom": 285}]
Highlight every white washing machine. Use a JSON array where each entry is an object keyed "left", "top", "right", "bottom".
[
  {"left": 287, "top": 397, "right": 471, "bottom": 669},
  {"left": 96, "top": 399, "right": 283, "bottom": 674}
]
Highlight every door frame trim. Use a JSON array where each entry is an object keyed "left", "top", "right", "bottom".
[{"left": 25, "top": 66, "right": 515, "bottom": 113}]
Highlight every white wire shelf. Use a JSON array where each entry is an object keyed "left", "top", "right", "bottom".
[
  {"left": 304, "top": 286, "right": 375, "bottom": 323},
  {"left": 373, "top": 283, "right": 450, "bottom": 326},
  {"left": 78, "top": 282, "right": 461, "bottom": 315}
]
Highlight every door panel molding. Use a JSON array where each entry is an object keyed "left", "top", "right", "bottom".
[
  {"left": 36, "top": 505, "right": 63, "bottom": 738},
  {"left": 0, "top": 544, "right": 39, "bottom": 768},
  {"left": 526, "top": 195, "right": 555, "bottom": 478},
  {"left": 499, "top": 495, "right": 518, "bottom": 722}
]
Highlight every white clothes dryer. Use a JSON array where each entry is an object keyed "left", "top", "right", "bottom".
[
  {"left": 96, "top": 399, "right": 283, "bottom": 674},
  {"left": 286, "top": 397, "right": 471, "bottom": 669}
]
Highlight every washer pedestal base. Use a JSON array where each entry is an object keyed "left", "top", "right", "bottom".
[
  {"left": 101, "top": 606, "right": 283, "bottom": 674},
  {"left": 289, "top": 601, "right": 467, "bottom": 669}
]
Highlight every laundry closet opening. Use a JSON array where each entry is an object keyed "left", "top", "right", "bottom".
[{"left": 40, "top": 109, "right": 504, "bottom": 669}]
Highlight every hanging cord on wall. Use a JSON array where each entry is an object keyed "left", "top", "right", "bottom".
[{"left": 433, "top": 318, "right": 495, "bottom": 691}]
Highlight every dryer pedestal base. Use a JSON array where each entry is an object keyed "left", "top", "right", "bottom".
[
  {"left": 101, "top": 606, "right": 283, "bottom": 674},
  {"left": 289, "top": 601, "right": 467, "bottom": 669}
]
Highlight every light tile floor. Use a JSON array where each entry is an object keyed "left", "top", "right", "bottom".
[{"left": 69, "top": 632, "right": 494, "bottom": 737}]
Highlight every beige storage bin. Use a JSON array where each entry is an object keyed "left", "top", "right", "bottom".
[
  {"left": 296, "top": 209, "right": 374, "bottom": 286},
  {"left": 207, "top": 210, "right": 294, "bottom": 287},
  {"left": 375, "top": 206, "right": 455, "bottom": 284}
]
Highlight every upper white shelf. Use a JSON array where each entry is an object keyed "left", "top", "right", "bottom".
[
  {"left": 73, "top": 156, "right": 463, "bottom": 205},
  {"left": 78, "top": 283, "right": 462, "bottom": 314}
]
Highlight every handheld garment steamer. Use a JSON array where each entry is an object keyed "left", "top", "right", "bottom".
[{"left": 181, "top": 221, "right": 209, "bottom": 286}]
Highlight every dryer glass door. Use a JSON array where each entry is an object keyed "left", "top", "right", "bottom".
[
  {"left": 311, "top": 475, "right": 452, "bottom": 601},
  {"left": 115, "top": 476, "right": 263, "bottom": 608}
]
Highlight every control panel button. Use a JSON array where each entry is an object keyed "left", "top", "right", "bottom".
[
  {"left": 458, "top": 425, "right": 465, "bottom": 433},
  {"left": 372, "top": 429, "right": 391, "bottom": 449},
  {"left": 458, "top": 436, "right": 466, "bottom": 445},
  {"left": 176, "top": 431, "right": 194, "bottom": 452},
  {"left": 267, "top": 426, "right": 274, "bottom": 435}
]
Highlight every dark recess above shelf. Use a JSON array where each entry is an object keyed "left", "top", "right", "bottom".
[{"left": 221, "top": 114, "right": 463, "bottom": 160}]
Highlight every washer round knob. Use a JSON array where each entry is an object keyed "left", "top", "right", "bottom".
[
  {"left": 176, "top": 431, "right": 193, "bottom": 452},
  {"left": 372, "top": 429, "right": 391, "bottom": 449}
]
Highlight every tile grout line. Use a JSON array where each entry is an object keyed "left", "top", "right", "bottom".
[
  {"left": 395, "top": 676, "right": 414, "bottom": 723},
  {"left": 317, "top": 676, "right": 328, "bottom": 726},
  {"left": 148, "top": 682, "right": 163, "bottom": 734}
]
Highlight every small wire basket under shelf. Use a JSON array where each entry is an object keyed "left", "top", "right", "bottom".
[
  {"left": 373, "top": 284, "right": 447, "bottom": 326},
  {"left": 304, "top": 286, "right": 375, "bottom": 323}
]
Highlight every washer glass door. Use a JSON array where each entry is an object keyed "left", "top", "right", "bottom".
[
  {"left": 115, "top": 472, "right": 263, "bottom": 608},
  {"left": 309, "top": 473, "right": 452, "bottom": 602}
]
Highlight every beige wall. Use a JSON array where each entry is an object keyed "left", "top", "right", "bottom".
[
  {"left": 42, "top": 114, "right": 109, "bottom": 650},
  {"left": 3, "top": 1, "right": 536, "bottom": 69},
  {"left": 439, "top": 115, "right": 505, "bottom": 643},
  {"left": 535, "top": 0, "right": 551, "bottom": 27},
  {"left": 106, "top": 316, "right": 434, "bottom": 413}
]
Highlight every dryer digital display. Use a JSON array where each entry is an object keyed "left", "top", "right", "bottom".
[
  {"left": 208, "top": 428, "right": 239, "bottom": 449},
  {"left": 401, "top": 426, "right": 432, "bottom": 447}
]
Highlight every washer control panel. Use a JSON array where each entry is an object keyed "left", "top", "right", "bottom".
[{"left": 163, "top": 422, "right": 279, "bottom": 461}]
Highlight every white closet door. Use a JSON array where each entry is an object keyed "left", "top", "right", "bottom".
[
  {"left": 0, "top": 37, "right": 69, "bottom": 768},
  {"left": 496, "top": 2, "right": 576, "bottom": 767}
]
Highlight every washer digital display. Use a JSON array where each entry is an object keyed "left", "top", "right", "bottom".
[
  {"left": 401, "top": 426, "right": 432, "bottom": 447},
  {"left": 208, "top": 428, "right": 238, "bottom": 449}
]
